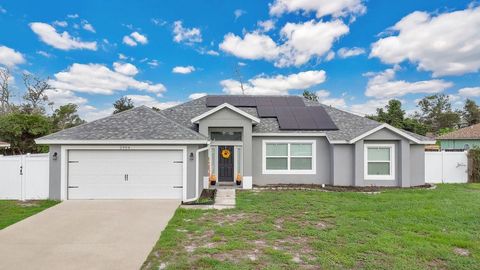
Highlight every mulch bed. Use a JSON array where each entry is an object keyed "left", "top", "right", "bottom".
[{"left": 253, "top": 184, "right": 433, "bottom": 192}]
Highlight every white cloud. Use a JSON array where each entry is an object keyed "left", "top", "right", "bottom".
[
  {"left": 53, "top": 20, "right": 68, "bottom": 27},
  {"left": 80, "top": 106, "right": 114, "bottom": 122},
  {"left": 45, "top": 88, "right": 87, "bottom": 106},
  {"left": 49, "top": 63, "right": 166, "bottom": 96},
  {"left": 173, "top": 21, "right": 202, "bottom": 44},
  {"left": 269, "top": 0, "right": 366, "bottom": 19},
  {"left": 349, "top": 99, "right": 391, "bottom": 116},
  {"left": 219, "top": 32, "right": 279, "bottom": 61},
  {"left": 122, "top": 36, "right": 137, "bottom": 46},
  {"left": 219, "top": 20, "right": 349, "bottom": 67},
  {"left": 316, "top": 90, "right": 347, "bottom": 108},
  {"left": 123, "top": 31, "right": 148, "bottom": 46},
  {"left": 238, "top": 62, "right": 247, "bottom": 66},
  {"left": 0, "top": 6, "right": 7, "bottom": 14},
  {"left": 257, "top": 19, "right": 275, "bottom": 32},
  {"left": 459, "top": 87, "right": 480, "bottom": 97},
  {"left": 189, "top": 92, "right": 207, "bottom": 99},
  {"left": 67, "top": 14, "right": 79, "bottom": 19},
  {"left": 337, "top": 47, "right": 365, "bottom": 58},
  {"left": 365, "top": 66, "right": 453, "bottom": 98},
  {"left": 0, "top": 46, "right": 25, "bottom": 67},
  {"left": 234, "top": 9, "right": 246, "bottom": 20},
  {"left": 206, "top": 50, "right": 219, "bottom": 56},
  {"left": 221, "top": 70, "right": 326, "bottom": 95},
  {"left": 113, "top": 62, "right": 139, "bottom": 76},
  {"left": 29, "top": 22, "right": 97, "bottom": 50},
  {"left": 147, "top": 59, "right": 160, "bottom": 67},
  {"left": 151, "top": 18, "right": 167, "bottom": 26},
  {"left": 276, "top": 20, "right": 349, "bottom": 67},
  {"left": 36, "top": 50, "right": 53, "bottom": 58},
  {"left": 118, "top": 53, "right": 128, "bottom": 60},
  {"left": 172, "top": 66, "right": 195, "bottom": 74},
  {"left": 81, "top": 20, "right": 96, "bottom": 33},
  {"left": 325, "top": 51, "right": 335, "bottom": 61},
  {"left": 130, "top": 32, "right": 148, "bottom": 44},
  {"left": 125, "top": 94, "right": 180, "bottom": 109},
  {"left": 370, "top": 6, "right": 480, "bottom": 77}
]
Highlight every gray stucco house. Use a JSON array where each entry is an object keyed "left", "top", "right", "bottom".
[{"left": 36, "top": 95, "right": 434, "bottom": 202}]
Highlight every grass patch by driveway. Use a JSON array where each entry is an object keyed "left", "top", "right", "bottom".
[
  {"left": 143, "top": 184, "right": 480, "bottom": 270},
  {"left": 0, "top": 200, "right": 59, "bottom": 230}
]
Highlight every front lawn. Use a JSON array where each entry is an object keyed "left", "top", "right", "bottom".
[
  {"left": 0, "top": 200, "right": 59, "bottom": 230},
  {"left": 143, "top": 184, "right": 480, "bottom": 269}
]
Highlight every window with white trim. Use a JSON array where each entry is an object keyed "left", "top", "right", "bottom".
[
  {"left": 263, "top": 141, "right": 316, "bottom": 174},
  {"left": 364, "top": 144, "right": 395, "bottom": 180}
]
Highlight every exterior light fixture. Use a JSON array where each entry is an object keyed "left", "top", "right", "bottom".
[{"left": 53, "top": 152, "right": 58, "bottom": 161}]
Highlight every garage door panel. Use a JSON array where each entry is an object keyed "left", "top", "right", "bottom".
[{"left": 68, "top": 150, "right": 184, "bottom": 199}]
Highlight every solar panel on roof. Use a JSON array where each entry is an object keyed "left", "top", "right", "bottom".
[
  {"left": 287, "top": 96, "right": 306, "bottom": 107},
  {"left": 308, "top": 107, "right": 338, "bottom": 130},
  {"left": 254, "top": 96, "right": 273, "bottom": 106},
  {"left": 271, "top": 97, "right": 288, "bottom": 106},
  {"left": 206, "top": 96, "right": 225, "bottom": 107},
  {"left": 256, "top": 106, "right": 276, "bottom": 117},
  {"left": 206, "top": 95, "right": 338, "bottom": 131},
  {"left": 291, "top": 107, "right": 316, "bottom": 129}
]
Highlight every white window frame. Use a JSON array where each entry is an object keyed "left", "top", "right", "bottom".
[
  {"left": 364, "top": 143, "right": 395, "bottom": 180},
  {"left": 262, "top": 140, "right": 316, "bottom": 175}
]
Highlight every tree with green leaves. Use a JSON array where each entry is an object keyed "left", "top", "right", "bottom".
[
  {"left": 462, "top": 99, "right": 480, "bottom": 126},
  {"left": 368, "top": 99, "right": 405, "bottom": 129},
  {"left": 113, "top": 97, "right": 134, "bottom": 114},
  {"left": 302, "top": 90, "right": 318, "bottom": 102},
  {"left": 0, "top": 112, "right": 52, "bottom": 154},
  {"left": 368, "top": 99, "right": 428, "bottom": 135},
  {"left": 414, "top": 94, "right": 460, "bottom": 133},
  {"left": 52, "top": 104, "right": 85, "bottom": 131}
]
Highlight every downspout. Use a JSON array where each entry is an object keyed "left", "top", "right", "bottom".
[{"left": 183, "top": 144, "right": 210, "bottom": 203}]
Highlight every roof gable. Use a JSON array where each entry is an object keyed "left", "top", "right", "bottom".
[{"left": 191, "top": 103, "right": 260, "bottom": 124}]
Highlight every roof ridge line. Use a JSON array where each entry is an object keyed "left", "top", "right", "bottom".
[{"left": 148, "top": 106, "right": 208, "bottom": 139}]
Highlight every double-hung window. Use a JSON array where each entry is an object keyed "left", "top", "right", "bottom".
[
  {"left": 263, "top": 140, "right": 316, "bottom": 174},
  {"left": 364, "top": 144, "right": 395, "bottom": 180}
]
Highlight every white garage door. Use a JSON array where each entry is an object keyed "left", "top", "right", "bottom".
[{"left": 68, "top": 150, "right": 184, "bottom": 199}]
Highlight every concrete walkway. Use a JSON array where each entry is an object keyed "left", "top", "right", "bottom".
[
  {"left": 0, "top": 200, "right": 179, "bottom": 270},
  {"left": 214, "top": 188, "right": 236, "bottom": 209}
]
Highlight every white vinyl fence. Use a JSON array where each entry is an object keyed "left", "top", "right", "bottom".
[
  {"left": 425, "top": 151, "right": 468, "bottom": 183},
  {"left": 0, "top": 154, "right": 49, "bottom": 200}
]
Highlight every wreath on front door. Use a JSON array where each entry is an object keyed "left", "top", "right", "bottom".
[{"left": 221, "top": 149, "right": 231, "bottom": 159}]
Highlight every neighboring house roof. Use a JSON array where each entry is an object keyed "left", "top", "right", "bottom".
[
  {"left": 437, "top": 123, "right": 480, "bottom": 140},
  {"left": 36, "top": 106, "right": 207, "bottom": 144}
]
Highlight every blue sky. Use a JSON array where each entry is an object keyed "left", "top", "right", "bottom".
[{"left": 0, "top": 0, "right": 479, "bottom": 120}]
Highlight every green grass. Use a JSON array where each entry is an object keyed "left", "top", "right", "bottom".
[
  {"left": 143, "top": 184, "right": 480, "bottom": 270},
  {"left": 0, "top": 200, "right": 59, "bottom": 230}
]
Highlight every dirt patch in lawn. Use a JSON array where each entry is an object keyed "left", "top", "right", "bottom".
[
  {"left": 16, "top": 200, "right": 41, "bottom": 207},
  {"left": 453, "top": 247, "right": 470, "bottom": 256}
]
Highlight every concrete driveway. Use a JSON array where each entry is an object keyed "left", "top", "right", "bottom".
[{"left": 0, "top": 200, "right": 179, "bottom": 270}]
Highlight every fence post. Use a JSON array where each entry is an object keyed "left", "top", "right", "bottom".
[{"left": 20, "top": 154, "right": 26, "bottom": 201}]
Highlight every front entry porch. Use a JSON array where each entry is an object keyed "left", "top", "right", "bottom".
[{"left": 205, "top": 144, "right": 249, "bottom": 189}]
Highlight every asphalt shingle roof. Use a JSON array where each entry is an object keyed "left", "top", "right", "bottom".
[
  {"left": 38, "top": 106, "right": 207, "bottom": 141},
  {"left": 39, "top": 95, "right": 432, "bottom": 143},
  {"left": 437, "top": 123, "right": 480, "bottom": 140}
]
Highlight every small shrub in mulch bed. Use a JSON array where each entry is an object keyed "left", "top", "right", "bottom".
[
  {"left": 183, "top": 189, "right": 216, "bottom": 205},
  {"left": 253, "top": 183, "right": 433, "bottom": 192}
]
